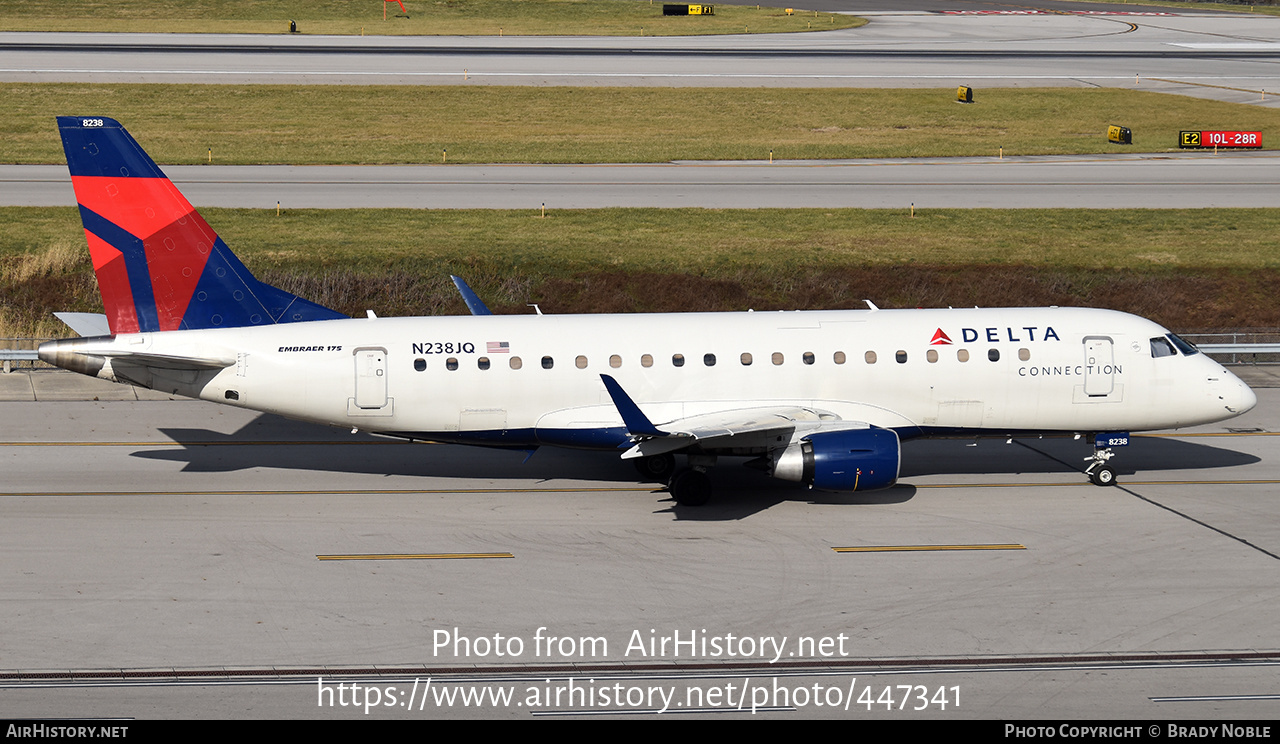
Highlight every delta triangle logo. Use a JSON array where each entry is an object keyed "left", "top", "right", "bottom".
[{"left": 930, "top": 328, "right": 953, "bottom": 346}]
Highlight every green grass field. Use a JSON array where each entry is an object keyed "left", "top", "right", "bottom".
[
  {"left": 9, "top": 85, "right": 1277, "bottom": 164},
  {"left": 4, "top": 207, "right": 1279, "bottom": 338},
  {"left": 11, "top": 207, "right": 1280, "bottom": 273},
  {"left": 0, "top": 0, "right": 864, "bottom": 35}
]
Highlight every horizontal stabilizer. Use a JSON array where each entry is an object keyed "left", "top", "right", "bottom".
[
  {"left": 94, "top": 350, "right": 236, "bottom": 371},
  {"left": 38, "top": 336, "right": 234, "bottom": 373},
  {"left": 54, "top": 312, "right": 111, "bottom": 338}
]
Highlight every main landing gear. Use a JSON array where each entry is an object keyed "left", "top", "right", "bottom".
[
  {"left": 668, "top": 468, "right": 712, "bottom": 507},
  {"left": 633, "top": 452, "right": 676, "bottom": 483},
  {"left": 635, "top": 453, "right": 715, "bottom": 507},
  {"left": 1084, "top": 446, "right": 1118, "bottom": 487}
]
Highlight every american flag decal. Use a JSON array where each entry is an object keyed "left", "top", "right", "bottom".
[{"left": 487, "top": 341, "right": 510, "bottom": 354}]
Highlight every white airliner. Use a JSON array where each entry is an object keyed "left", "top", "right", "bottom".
[{"left": 39, "top": 117, "right": 1257, "bottom": 505}]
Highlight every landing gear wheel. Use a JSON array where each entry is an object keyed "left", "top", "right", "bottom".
[
  {"left": 1089, "top": 465, "right": 1117, "bottom": 487},
  {"left": 1084, "top": 443, "right": 1119, "bottom": 487},
  {"left": 634, "top": 453, "right": 676, "bottom": 483},
  {"left": 669, "top": 468, "right": 712, "bottom": 506}
]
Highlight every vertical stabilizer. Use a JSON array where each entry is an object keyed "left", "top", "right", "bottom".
[{"left": 57, "top": 116, "right": 346, "bottom": 334}]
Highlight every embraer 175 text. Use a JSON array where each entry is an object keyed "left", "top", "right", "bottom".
[{"left": 39, "top": 117, "right": 1257, "bottom": 505}]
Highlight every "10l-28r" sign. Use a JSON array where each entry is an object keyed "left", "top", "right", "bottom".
[{"left": 1180, "top": 130, "right": 1262, "bottom": 148}]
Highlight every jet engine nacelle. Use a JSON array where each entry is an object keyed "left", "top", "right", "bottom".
[{"left": 769, "top": 428, "right": 900, "bottom": 491}]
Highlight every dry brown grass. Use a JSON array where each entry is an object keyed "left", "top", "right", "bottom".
[
  {"left": 7, "top": 261, "right": 1280, "bottom": 338},
  {"left": 240, "top": 265, "right": 1280, "bottom": 331},
  {"left": 520, "top": 266, "right": 1280, "bottom": 331},
  {"left": 6, "top": 209, "right": 1280, "bottom": 338},
  {"left": 0, "top": 240, "right": 84, "bottom": 283},
  {"left": 0, "top": 242, "right": 96, "bottom": 338}
]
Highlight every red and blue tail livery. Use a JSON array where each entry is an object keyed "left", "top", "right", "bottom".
[{"left": 57, "top": 116, "right": 345, "bottom": 335}]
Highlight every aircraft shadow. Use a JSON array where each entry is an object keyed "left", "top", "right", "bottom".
[
  {"left": 129, "top": 413, "right": 1258, "bottom": 520},
  {"left": 899, "top": 435, "right": 1260, "bottom": 478}
]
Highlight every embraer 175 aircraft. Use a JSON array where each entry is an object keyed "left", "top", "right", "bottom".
[{"left": 40, "top": 117, "right": 1257, "bottom": 505}]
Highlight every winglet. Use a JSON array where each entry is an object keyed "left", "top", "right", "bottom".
[
  {"left": 451, "top": 275, "right": 493, "bottom": 316},
  {"left": 600, "top": 375, "right": 666, "bottom": 438}
]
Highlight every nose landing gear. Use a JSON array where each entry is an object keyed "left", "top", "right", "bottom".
[
  {"left": 1086, "top": 456, "right": 1117, "bottom": 487},
  {"left": 1084, "top": 432, "right": 1127, "bottom": 486}
]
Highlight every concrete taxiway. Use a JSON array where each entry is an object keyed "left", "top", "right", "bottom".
[
  {"left": 0, "top": 372, "right": 1278, "bottom": 717},
  {"left": 4, "top": 11, "right": 1280, "bottom": 105},
  {"left": 6, "top": 152, "right": 1280, "bottom": 209}
]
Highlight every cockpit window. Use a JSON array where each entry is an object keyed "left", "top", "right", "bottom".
[
  {"left": 1167, "top": 333, "right": 1200, "bottom": 356},
  {"left": 1150, "top": 337, "right": 1177, "bottom": 358}
]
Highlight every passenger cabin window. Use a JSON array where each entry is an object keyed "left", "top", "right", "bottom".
[
  {"left": 865, "top": 351, "right": 877, "bottom": 364},
  {"left": 926, "top": 349, "right": 938, "bottom": 363},
  {"left": 446, "top": 357, "right": 459, "bottom": 371},
  {"left": 673, "top": 354, "right": 685, "bottom": 367},
  {"left": 957, "top": 349, "right": 970, "bottom": 362},
  {"left": 610, "top": 355, "right": 622, "bottom": 368},
  {"left": 478, "top": 357, "right": 490, "bottom": 370},
  {"left": 895, "top": 350, "right": 907, "bottom": 364},
  {"left": 1019, "top": 348, "right": 1031, "bottom": 361},
  {"left": 741, "top": 352, "right": 753, "bottom": 366},
  {"left": 833, "top": 351, "right": 846, "bottom": 365},
  {"left": 414, "top": 358, "right": 426, "bottom": 372},
  {"left": 1150, "top": 337, "right": 1177, "bottom": 358},
  {"left": 704, "top": 353, "right": 716, "bottom": 367},
  {"left": 772, "top": 352, "right": 784, "bottom": 366},
  {"left": 802, "top": 352, "right": 815, "bottom": 365},
  {"left": 542, "top": 356, "right": 554, "bottom": 370},
  {"left": 510, "top": 356, "right": 522, "bottom": 370},
  {"left": 641, "top": 354, "right": 653, "bottom": 368},
  {"left": 575, "top": 355, "right": 588, "bottom": 369},
  {"left": 988, "top": 349, "right": 1000, "bottom": 362}
]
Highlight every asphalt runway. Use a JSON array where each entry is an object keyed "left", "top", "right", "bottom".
[
  {"left": 3, "top": 12, "right": 1280, "bottom": 104},
  {"left": 1, "top": 382, "right": 1278, "bottom": 718},
  {"left": 6, "top": 151, "right": 1280, "bottom": 209}
]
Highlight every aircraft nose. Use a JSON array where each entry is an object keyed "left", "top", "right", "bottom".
[
  {"left": 1236, "top": 378, "right": 1258, "bottom": 415},
  {"left": 1219, "top": 372, "right": 1257, "bottom": 415}
]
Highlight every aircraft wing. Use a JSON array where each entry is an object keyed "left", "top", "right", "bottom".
[{"left": 600, "top": 374, "right": 870, "bottom": 458}]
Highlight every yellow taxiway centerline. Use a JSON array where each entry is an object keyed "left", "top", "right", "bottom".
[
  {"left": 833, "top": 544, "right": 1027, "bottom": 553},
  {"left": 316, "top": 552, "right": 514, "bottom": 561}
]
